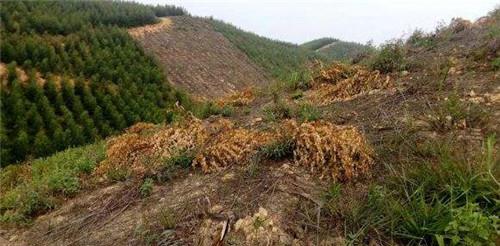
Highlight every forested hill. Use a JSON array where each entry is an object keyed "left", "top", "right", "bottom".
[
  {"left": 0, "top": 1, "right": 188, "bottom": 166},
  {"left": 301, "top": 37, "right": 374, "bottom": 62}
]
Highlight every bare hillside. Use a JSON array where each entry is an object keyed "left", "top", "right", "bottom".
[{"left": 129, "top": 17, "right": 268, "bottom": 99}]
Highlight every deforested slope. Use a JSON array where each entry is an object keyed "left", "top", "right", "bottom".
[{"left": 129, "top": 16, "right": 268, "bottom": 99}]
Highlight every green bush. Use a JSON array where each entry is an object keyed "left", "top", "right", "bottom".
[
  {"left": 437, "top": 203, "right": 499, "bottom": 246},
  {"left": 263, "top": 98, "right": 292, "bottom": 121},
  {"left": 140, "top": 178, "right": 154, "bottom": 197},
  {"left": 295, "top": 103, "right": 322, "bottom": 122},
  {"left": 370, "top": 41, "right": 407, "bottom": 73}
]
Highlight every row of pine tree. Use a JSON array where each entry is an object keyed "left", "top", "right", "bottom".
[{"left": 0, "top": 1, "right": 189, "bottom": 166}]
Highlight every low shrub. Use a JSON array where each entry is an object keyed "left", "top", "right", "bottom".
[
  {"left": 370, "top": 40, "right": 407, "bottom": 73},
  {"left": 295, "top": 103, "right": 322, "bottom": 122},
  {"left": 140, "top": 178, "right": 154, "bottom": 197}
]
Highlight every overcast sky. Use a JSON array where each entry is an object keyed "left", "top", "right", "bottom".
[{"left": 137, "top": 0, "right": 498, "bottom": 45}]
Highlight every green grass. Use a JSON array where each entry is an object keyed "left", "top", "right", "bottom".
[
  {"left": 209, "top": 19, "right": 324, "bottom": 79},
  {"left": 259, "top": 137, "right": 295, "bottom": 161},
  {"left": 0, "top": 142, "right": 106, "bottom": 225},
  {"left": 344, "top": 135, "right": 499, "bottom": 245}
]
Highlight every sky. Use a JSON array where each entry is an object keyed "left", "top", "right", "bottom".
[{"left": 137, "top": 0, "right": 499, "bottom": 45}]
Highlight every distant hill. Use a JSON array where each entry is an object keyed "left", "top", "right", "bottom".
[
  {"left": 301, "top": 38, "right": 374, "bottom": 62},
  {"left": 209, "top": 19, "right": 325, "bottom": 79}
]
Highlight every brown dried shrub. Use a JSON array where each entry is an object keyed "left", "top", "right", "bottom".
[
  {"left": 125, "top": 122, "right": 157, "bottom": 134},
  {"left": 217, "top": 88, "right": 255, "bottom": 107},
  {"left": 309, "top": 63, "right": 391, "bottom": 105},
  {"left": 193, "top": 128, "right": 274, "bottom": 173},
  {"left": 293, "top": 120, "right": 374, "bottom": 181},
  {"left": 95, "top": 118, "right": 208, "bottom": 179}
]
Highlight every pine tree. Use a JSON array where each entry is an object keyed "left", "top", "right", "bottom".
[
  {"left": 52, "top": 126, "right": 67, "bottom": 151},
  {"left": 12, "top": 129, "right": 30, "bottom": 161},
  {"left": 33, "top": 130, "right": 53, "bottom": 157},
  {"left": 80, "top": 111, "right": 99, "bottom": 141},
  {"left": 6, "top": 61, "right": 17, "bottom": 83},
  {"left": 43, "top": 78, "right": 58, "bottom": 104}
]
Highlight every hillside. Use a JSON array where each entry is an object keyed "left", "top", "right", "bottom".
[
  {"left": 129, "top": 17, "right": 268, "bottom": 98},
  {"left": 301, "top": 37, "right": 374, "bottom": 62},
  {"left": 209, "top": 19, "right": 325, "bottom": 79},
  {"left": 0, "top": 1, "right": 190, "bottom": 166},
  {"left": 1, "top": 3, "right": 499, "bottom": 246}
]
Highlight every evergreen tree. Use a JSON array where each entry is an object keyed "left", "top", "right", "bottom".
[
  {"left": 80, "top": 111, "right": 99, "bottom": 141},
  {"left": 12, "top": 129, "right": 30, "bottom": 161},
  {"left": 33, "top": 130, "right": 53, "bottom": 157}
]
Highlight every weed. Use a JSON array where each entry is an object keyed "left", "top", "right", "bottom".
[
  {"left": 345, "top": 136, "right": 499, "bottom": 245},
  {"left": 492, "top": 57, "right": 500, "bottom": 70},
  {"left": 295, "top": 103, "right": 322, "bottom": 122},
  {"left": 263, "top": 99, "right": 292, "bottom": 121},
  {"left": 158, "top": 207, "right": 176, "bottom": 229},
  {"left": 259, "top": 137, "right": 295, "bottom": 160},
  {"left": 252, "top": 216, "right": 267, "bottom": 230},
  {"left": 291, "top": 90, "right": 303, "bottom": 100},
  {"left": 428, "top": 94, "right": 490, "bottom": 132},
  {"left": 221, "top": 105, "right": 234, "bottom": 117},
  {"left": 164, "top": 150, "right": 195, "bottom": 169},
  {"left": 106, "top": 167, "right": 130, "bottom": 182},
  {"left": 140, "top": 178, "right": 154, "bottom": 197}
]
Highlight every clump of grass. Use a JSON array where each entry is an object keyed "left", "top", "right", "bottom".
[
  {"left": 259, "top": 137, "right": 295, "bottom": 160},
  {"left": 157, "top": 150, "right": 194, "bottom": 182},
  {"left": 158, "top": 207, "right": 176, "bottom": 229},
  {"left": 140, "top": 178, "right": 154, "bottom": 197},
  {"left": 193, "top": 101, "right": 234, "bottom": 119},
  {"left": 428, "top": 93, "right": 490, "bottom": 132},
  {"left": 491, "top": 57, "right": 500, "bottom": 71},
  {"left": 295, "top": 103, "right": 322, "bottom": 122},
  {"left": 0, "top": 142, "right": 106, "bottom": 225},
  {"left": 263, "top": 99, "right": 292, "bottom": 121},
  {"left": 345, "top": 135, "right": 499, "bottom": 245}
]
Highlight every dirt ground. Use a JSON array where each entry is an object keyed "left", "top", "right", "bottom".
[{"left": 129, "top": 17, "right": 269, "bottom": 99}]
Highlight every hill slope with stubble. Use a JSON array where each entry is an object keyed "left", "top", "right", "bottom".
[{"left": 129, "top": 17, "right": 268, "bottom": 99}]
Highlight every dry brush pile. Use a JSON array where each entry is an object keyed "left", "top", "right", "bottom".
[
  {"left": 308, "top": 63, "right": 392, "bottom": 105},
  {"left": 95, "top": 116, "right": 374, "bottom": 182},
  {"left": 291, "top": 120, "right": 374, "bottom": 181}
]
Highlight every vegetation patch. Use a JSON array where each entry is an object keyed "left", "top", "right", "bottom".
[{"left": 0, "top": 142, "right": 105, "bottom": 225}]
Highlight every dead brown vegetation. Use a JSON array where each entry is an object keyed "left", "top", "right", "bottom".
[
  {"left": 293, "top": 120, "right": 374, "bottom": 181},
  {"left": 308, "top": 63, "right": 392, "bottom": 105}
]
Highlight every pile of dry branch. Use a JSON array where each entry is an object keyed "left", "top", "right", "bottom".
[
  {"left": 292, "top": 120, "right": 374, "bottom": 181},
  {"left": 309, "top": 63, "right": 392, "bottom": 105}
]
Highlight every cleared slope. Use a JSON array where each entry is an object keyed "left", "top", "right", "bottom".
[{"left": 129, "top": 17, "right": 268, "bottom": 99}]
